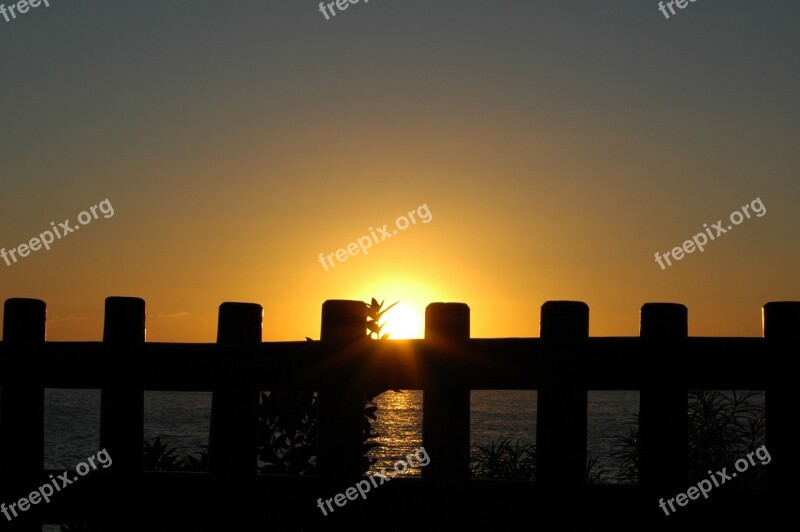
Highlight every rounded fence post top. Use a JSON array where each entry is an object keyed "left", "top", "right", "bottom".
[
  {"left": 763, "top": 301, "right": 800, "bottom": 312},
  {"left": 640, "top": 302, "right": 688, "bottom": 338},
  {"left": 425, "top": 302, "right": 470, "bottom": 341},
  {"left": 105, "top": 296, "right": 146, "bottom": 306},
  {"left": 104, "top": 296, "right": 147, "bottom": 343},
  {"left": 540, "top": 301, "right": 589, "bottom": 338},
  {"left": 217, "top": 302, "right": 263, "bottom": 344},
  {"left": 320, "top": 299, "right": 366, "bottom": 343},
  {"left": 4, "top": 297, "right": 45, "bottom": 304},
  {"left": 4, "top": 298, "right": 46, "bottom": 313},
  {"left": 426, "top": 302, "right": 470, "bottom": 309},
  {"left": 218, "top": 302, "right": 263, "bottom": 313},
  {"left": 3, "top": 298, "right": 47, "bottom": 343},
  {"left": 541, "top": 300, "right": 589, "bottom": 310},
  {"left": 763, "top": 301, "right": 800, "bottom": 339},
  {"left": 322, "top": 300, "right": 367, "bottom": 310}
]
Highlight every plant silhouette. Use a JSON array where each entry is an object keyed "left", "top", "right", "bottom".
[
  {"left": 610, "top": 390, "right": 765, "bottom": 485},
  {"left": 258, "top": 298, "right": 399, "bottom": 475},
  {"left": 367, "top": 298, "right": 398, "bottom": 340}
]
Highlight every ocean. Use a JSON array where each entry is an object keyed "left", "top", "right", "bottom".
[
  {"left": 368, "top": 390, "right": 640, "bottom": 478},
  {"left": 44, "top": 389, "right": 639, "bottom": 480}
]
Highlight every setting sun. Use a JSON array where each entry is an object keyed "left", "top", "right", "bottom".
[{"left": 381, "top": 302, "right": 423, "bottom": 339}]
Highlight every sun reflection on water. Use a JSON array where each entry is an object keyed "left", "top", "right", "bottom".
[{"left": 367, "top": 390, "right": 424, "bottom": 476}]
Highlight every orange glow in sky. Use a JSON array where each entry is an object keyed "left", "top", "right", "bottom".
[{"left": 1, "top": 2, "right": 798, "bottom": 342}]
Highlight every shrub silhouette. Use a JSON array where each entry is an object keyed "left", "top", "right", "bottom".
[
  {"left": 610, "top": 390, "right": 766, "bottom": 485},
  {"left": 470, "top": 390, "right": 764, "bottom": 484},
  {"left": 470, "top": 437, "right": 536, "bottom": 480},
  {"left": 470, "top": 437, "right": 607, "bottom": 483},
  {"left": 142, "top": 436, "right": 208, "bottom": 472},
  {"left": 257, "top": 298, "right": 397, "bottom": 475}
]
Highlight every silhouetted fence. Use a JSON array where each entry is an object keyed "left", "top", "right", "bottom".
[{"left": 0, "top": 297, "right": 797, "bottom": 531}]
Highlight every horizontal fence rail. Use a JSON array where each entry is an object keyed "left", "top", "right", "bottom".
[
  {"left": 0, "top": 297, "right": 797, "bottom": 532},
  {"left": 0, "top": 337, "right": 786, "bottom": 390}
]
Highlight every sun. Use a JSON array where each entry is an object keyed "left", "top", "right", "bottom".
[{"left": 380, "top": 302, "right": 423, "bottom": 339}]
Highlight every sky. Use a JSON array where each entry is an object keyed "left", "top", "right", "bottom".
[{"left": 1, "top": 0, "right": 798, "bottom": 342}]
